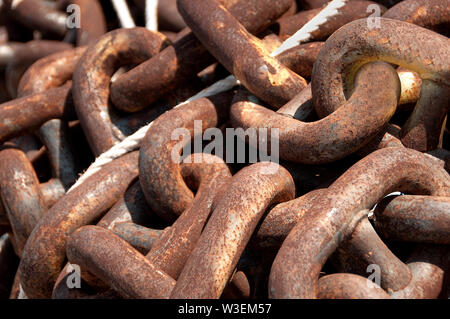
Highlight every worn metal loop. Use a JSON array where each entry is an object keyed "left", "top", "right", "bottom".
[
  {"left": 269, "top": 147, "right": 450, "bottom": 298},
  {"left": 73, "top": 27, "right": 169, "bottom": 155},
  {"left": 231, "top": 61, "right": 400, "bottom": 163},
  {"left": 139, "top": 91, "right": 233, "bottom": 222},
  {"left": 110, "top": 0, "right": 295, "bottom": 111},
  {"left": 311, "top": 18, "right": 450, "bottom": 151}
]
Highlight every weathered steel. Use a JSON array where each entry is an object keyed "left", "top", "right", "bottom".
[
  {"left": 19, "top": 152, "right": 140, "bottom": 298},
  {"left": 231, "top": 61, "right": 400, "bottom": 163},
  {"left": 269, "top": 147, "right": 450, "bottom": 298}
]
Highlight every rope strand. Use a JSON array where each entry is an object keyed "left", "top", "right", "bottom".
[
  {"left": 145, "top": 0, "right": 158, "bottom": 31},
  {"left": 271, "top": 0, "right": 347, "bottom": 56},
  {"left": 111, "top": 0, "right": 136, "bottom": 28},
  {"left": 68, "top": 0, "right": 348, "bottom": 193}
]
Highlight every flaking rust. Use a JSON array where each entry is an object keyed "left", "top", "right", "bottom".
[{"left": 0, "top": 0, "right": 449, "bottom": 300}]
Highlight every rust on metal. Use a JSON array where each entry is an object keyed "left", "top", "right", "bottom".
[
  {"left": 269, "top": 148, "right": 450, "bottom": 298},
  {"left": 5, "top": 40, "right": 72, "bottom": 97},
  {"left": 178, "top": 0, "right": 307, "bottom": 109},
  {"left": 0, "top": 148, "right": 46, "bottom": 255},
  {"left": 274, "top": 1, "right": 387, "bottom": 41},
  {"left": 311, "top": 18, "right": 450, "bottom": 151},
  {"left": 19, "top": 152, "right": 140, "bottom": 298},
  {"left": 139, "top": 91, "right": 233, "bottom": 222},
  {"left": 231, "top": 61, "right": 400, "bottom": 163},
  {"left": 171, "top": 162, "right": 295, "bottom": 299},
  {"left": 72, "top": 28, "right": 169, "bottom": 155},
  {"left": 317, "top": 273, "right": 390, "bottom": 299},
  {"left": 146, "top": 153, "right": 232, "bottom": 279},
  {"left": 66, "top": 225, "right": 176, "bottom": 299},
  {"left": 383, "top": 0, "right": 450, "bottom": 34},
  {"left": 374, "top": 195, "right": 450, "bottom": 244},
  {"left": 110, "top": 0, "right": 295, "bottom": 111},
  {"left": 17, "top": 47, "right": 86, "bottom": 97}
]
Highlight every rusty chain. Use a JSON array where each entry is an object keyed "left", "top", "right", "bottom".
[{"left": 0, "top": 0, "right": 448, "bottom": 300}]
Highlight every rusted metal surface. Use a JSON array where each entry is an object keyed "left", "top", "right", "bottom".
[
  {"left": 39, "top": 178, "right": 66, "bottom": 208},
  {"left": 17, "top": 47, "right": 86, "bottom": 97},
  {"left": 317, "top": 273, "right": 390, "bottom": 299},
  {"left": 146, "top": 154, "right": 231, "bottom": 278},
  {"left": 73, "top": 28, "right": 169, "bottom": 156},
  {"left": 157, "top": 0, "right": 187, "bottom": 31},
  {"left": 383, "top": 0, "right": 450, "bottom": 34},
  {"left": 139, "top": 92, "right": 233, "bottom": 222},
  {"left": 0, "top": 82, "right": 73, "bottom": 144},
  {"left": 276, "top": 84, "right": 314, "bottom": 119},
  {"left": 274, "top": 1, "right": 387, "bottom": 41},
  {"left": 54, "top": 154, "right": 232, "bottom": 297},
  {"left": 333, "top": 215, "right": 412, "bottom": 291},
  {"left": 10, "top": 0, "right": 67, "bottom": 38},
  {"left": 373, "top": 195, "right": 450, "bottom": 244},
  {"left": 390, "top": 245, "right": 449, "bottom": 299},
  {"left": 297, "top": 0, "right": 330, "bottom": 9},
  {"left": 132, "top": 0, "right": 187, "bottom": 32},
  {"left": 231, "top": 61, "right": 400, "bottom": 163},
  {"left": 269, "top": 148, "right": 450, "bottom": 298},
  {"left": 52, "top": 178, "right": 161, "bottom": 299},
  {"left": 171, "top": 162, "right": 295, "bottom": 299},
  {"left": 221, "top": 271, "right": 251, "bottom": 299},
  {"left": 37, "top": 119, "right": 79, "bottom": 189},
  {"left": 0, "top": 148, "right": 47, "bottom": 255},
  {"left": 16, "top": 49, "right": 83, "bottom": 190},
  {"left": 178, "top": 0, "right": 307, "bottom": 109},
  {"left": 331, "top": 212, "right": 449, "bottom": 298},
  {"left": 5, "top": 40, "right": 72, "bottom": 98},
  {"left": 52, "top": 262, "right": 122, "bottom": 299},
  {"left": 110, "top": 0, "right": 295, "bottom": 111},
  {"left": 311, "top": 18, "right": 450, "bottom": 151},
  {"left": 19, "top": 151, "right": 139, "bottom": 298},
  {"left": 66, "top": 225, "right": 176, "bottom": 299},
  {"left": 0, "top": 0, "right": 448, "bottom": 301},
  {"left": 3, "top": 134, "right": 45, "bottom": 163},
  {"left": 254, "top": 188, "right": 326, "bottom": 249},
  {"left": 56, "top": 157, "right": 227, "bottom": 296},
  {"left": 98, "top": 179, "right": 160, "bottom": 229},
  {"left": 0, "top": 155, "right": 65, "bottom": 229},
  {"left": 276, "top": 65, "right": 419, "bottom": 120},
  {"left": 109, "top": 30, "right": 215, "bottom": 113},
  {"left": 276, "top": 42, "right": 324, "bottom": 79},
  {"left": 428, "top": 148, "right": 450, "bottom": 172},
  {"left": 400, "top": 80, "right": 450, "bottom": 151},
  {"left": 8, "top": 0, "right": 106, "bottom": 46},
  {"left": 111, "top": 223, "right": 163, "bottom": 255}
]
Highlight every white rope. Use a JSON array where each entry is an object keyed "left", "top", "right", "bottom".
[
  {"left": 271, "top": 0, "right": 347, "bottom": 56},
  {"left": 145, "top": 0, "right": 158, "bottom": 31},
  {"left": 68, "top": 0, "right": 347, "bottom": 193},
  {"left": 111, "top": 0, "right": 136, "bottom": 28},
  {"left": 68, "top": 75, "right": 239, "bottom": 192},
  {"left": 11, "top": 0, "right": 24, "bottom": 10}
]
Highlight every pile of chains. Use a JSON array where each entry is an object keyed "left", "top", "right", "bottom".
[{"left": 0, "top": 0, "right": 449, "bottom": 299}]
